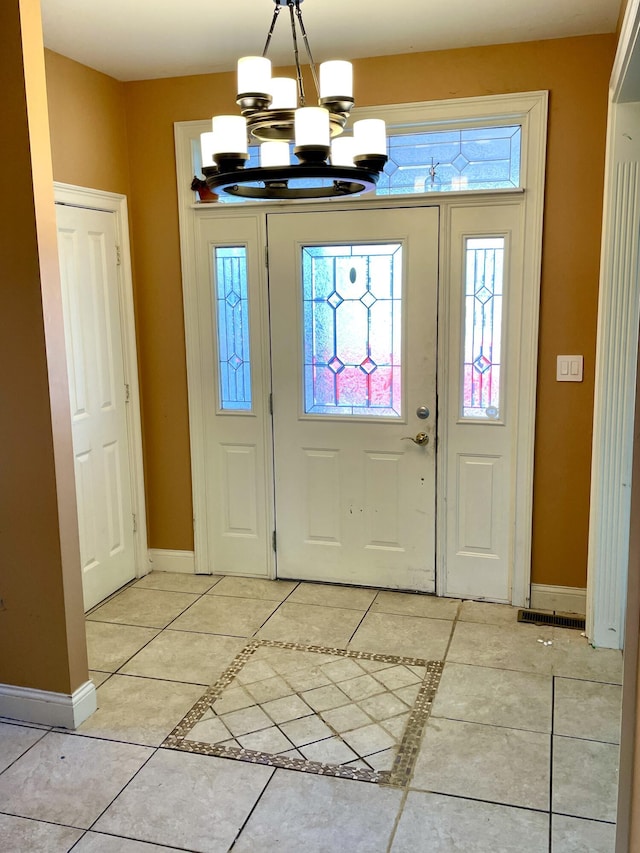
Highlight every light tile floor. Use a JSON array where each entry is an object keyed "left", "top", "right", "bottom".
[{"left": 0, "top": 572, "right": 623, "bottom": 852}]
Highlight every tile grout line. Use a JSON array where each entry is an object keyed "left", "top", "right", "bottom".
[
  {"left": 346, "top": 589, "right": 380, "bottom": 645},
  {"left": 0, "top": 726, "right": 49, "bottom": 779},
  {"left": 441, "top": 600, "right": 463, "bottom": 664},
  {"left": 550, "top": 809, "right": 617, "bottom": 826},
  {"left": 89, "top": 582, "right": 221, "bottom": 678},
  {"left": 92, "top": 576, "right": 263, "bottom": 679},
  {"left": 82, "top": 743, "right": 161, "bottom": 836},
  {"left": 395, "top": 602, "right": 460, "bottom": 800},
  {"left": 384, "top": 600, "right": 463, "bottom": 852},
  {"left": 426, "top": 712, "right": 556, "bottom": 738},
  {"left": 67, "top": 821, "right": 203, "bottom": 853},
  {"left": 226, "top": 765, "right": 278, "bottom": 852},
  {"left": 0, "top": 810, "right": 92, "bottom": 837},
  {"left": 247, "top": 582, "right": 303, "bottom": 637},
  {"left": 396, "top": 786, "right": 558, "bottom": 815}
]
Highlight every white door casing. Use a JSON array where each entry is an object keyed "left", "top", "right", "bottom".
[
  {"left": 55, "top": 188, "right": 147, "bottom": 609},
  {"left": 268, "top": 207, "right": 438, "bottom": 590}
]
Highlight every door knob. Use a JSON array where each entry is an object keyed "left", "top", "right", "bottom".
[
  {"left": 402, "top": 432, "right": 429, "bottom": 446},
  {"left": 416, "top": 406, "right": 430, "bottom": 420}
]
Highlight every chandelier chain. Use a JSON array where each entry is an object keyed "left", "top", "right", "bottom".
[
  {"left": 261, "top": 3, "right": 282, "bottom": 58},
  {"left": 287, "top": 1, "right": 307, "bottom": 106},
  {"left": 294, "top": 0, "right": 320, "bottom": 95}
]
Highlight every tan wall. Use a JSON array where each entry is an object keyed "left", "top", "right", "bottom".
[
  {"left": 122, "top": 34, "right": 615, "bottom": 586},
  {"left": 0, "top": 0, "right": 87, "bottom": 694},
  {"left": 44, "top": 49, "right": 130, "bottom": 196}
]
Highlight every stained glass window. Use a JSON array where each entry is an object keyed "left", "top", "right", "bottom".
[
  {"left": 214, "top": 246, "right": 252, "bottom": 411},
  {"left": 192, "top": 124, "right": 521, "bottom": 204},
  {"left": 462, "top": 237, "right": 504, "bottom": 420},
  {"left": 303, "top": 243, "right": 402, "bottom": 417},
  {"left": 364, "top": 125, "right": 521, "bottom": 196}
]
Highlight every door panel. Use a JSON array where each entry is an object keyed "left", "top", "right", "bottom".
[
  {"left": 56, "top": 205, "right": 135, "bottom": 610},
  {"left": 443, "top": 203, "right": 523, "bottom": 601},
  {"left": 195, "top": 215, "right": 273, "bottom": 576},
  {"left": 268, "top": 207, "right": 439, "bottom": 591}
]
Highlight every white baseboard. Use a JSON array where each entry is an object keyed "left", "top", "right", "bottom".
[
  {"left": 148, "top": 549, "right": 196, "bottom": 574},
  {"left": 0, "top": 680, "right": 97, "bottom": 729},
  {"left": 530, "top": 584, "right": 587, "bottom": 615}
]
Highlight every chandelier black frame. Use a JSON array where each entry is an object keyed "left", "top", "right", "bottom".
[{"left": 201, "top": 0, "right": 387, "bottom": 200}]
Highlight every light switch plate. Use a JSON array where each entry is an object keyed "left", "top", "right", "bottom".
[{"left": 557, "top": 355, "right": 583, "bottom": 382}]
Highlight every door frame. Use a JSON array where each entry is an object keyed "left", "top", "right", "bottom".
[
  {"left": 54, "top": 182, "right": 149, "bottom": 581},
  {"left": 175, "top": 91, "right": 547, "bottom": 605}
]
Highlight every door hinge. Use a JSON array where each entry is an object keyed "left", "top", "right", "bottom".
[
  {"left": 269, "top": 393, "right": 273, "bottom": 415},
  {"left": 116, "top": 245, "right": 122, "bottom": 266},
  {"left": 132, "top": 513, "right": 137, "bottom": 534},
  {"left": 272, "top": 530, "right": 277, "bottom": 552},
  {"left": 125, "top": 383, "right": 130, "bottom": 403},
  {"left": 264, "top": 245, "right": 269, "bottom": 268}
]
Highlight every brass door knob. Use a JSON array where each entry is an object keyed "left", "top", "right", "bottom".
[{"left": 402, "top": 432, "right": 429, "bottom": 446}]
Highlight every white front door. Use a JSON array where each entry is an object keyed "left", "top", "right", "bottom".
[
  {"left": 268, "top": 207, "right": 439, "bottom": 591},
  {"left": 56, "top": 204, "right": 136, "bottom": 610}
]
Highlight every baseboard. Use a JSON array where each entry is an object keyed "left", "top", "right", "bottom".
[
  {"left": 0, "top": 680, "right": 97, "bottom": 729},
  {"left": 148, "top": 549, "right": 196, "bottom": 574},
  {"left": 529, "top": 584, "right": 587, "bottom": 615}
]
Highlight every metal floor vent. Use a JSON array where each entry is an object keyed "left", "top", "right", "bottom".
[{"left": 517, "top": 609, "right": 586, "bottom": 631}]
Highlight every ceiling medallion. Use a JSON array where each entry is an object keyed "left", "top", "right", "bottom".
[{"left": 200, "top": 0, "right": 387, "bottom": 200}]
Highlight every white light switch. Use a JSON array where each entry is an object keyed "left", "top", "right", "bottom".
[{"left": 557, "top": 355, "right": 583, "bottom": 382}]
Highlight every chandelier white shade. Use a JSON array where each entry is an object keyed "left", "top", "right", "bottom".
[
  {"left": 319, "top": 60, "right": 353, "bottom": 101},
  {"left": 269, "top": 77, "right": 297, "bottom": 109},
  {"left": 260, "top": 140, "right": 290, "bottom": 167},
  {"left": 237, "top": 56, "right": 272, "bottom": 97},
  {"left": 200, "top": 0, "right": 388, "bottom": 200}
]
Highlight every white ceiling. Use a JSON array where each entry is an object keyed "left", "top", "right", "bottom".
[{"left": 40, "top": 0, "right": 622, "bottom": 82}]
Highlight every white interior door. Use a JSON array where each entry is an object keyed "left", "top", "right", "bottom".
[
  {"left": 56, "top": 204, "right": 136, "bottom": 610},
  {"left": 269, "top": 207, "right": 439, "bottom": 591}
]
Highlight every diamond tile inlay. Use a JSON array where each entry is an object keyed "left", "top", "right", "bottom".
[{"left": 164, "top": 639, "right": 443, "bottom": 787}]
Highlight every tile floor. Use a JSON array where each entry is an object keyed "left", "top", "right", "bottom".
[{"left": 0, "top": 572, "right": 624, "bottom": 852}]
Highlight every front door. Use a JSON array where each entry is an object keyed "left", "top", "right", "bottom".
[
  {"left": 268, "top": 207, "right": 439, "bottom": 591},
  {"left": 56, "top": 204, "right": 136, "bottom": 610}
]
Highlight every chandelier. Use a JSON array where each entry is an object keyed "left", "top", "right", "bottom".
[{"left": 200, "top": 0, "right": 388, "bottom": 200}]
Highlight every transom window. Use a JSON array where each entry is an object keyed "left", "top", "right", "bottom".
[
  {"left": 191, "top": 124, "right": 521, "bottom": 204},
  {"left": 378, "top": 125, "right": 521, "bottom": 195}
]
